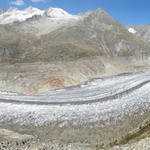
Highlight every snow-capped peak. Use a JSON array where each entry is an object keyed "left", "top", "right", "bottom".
[
  {"left": 24, "top": 6, "right": 44, "bottom": 15},
  {"left": 128, "top": 27, "right": 137, "bottom": 34},
  {"left": 0, "top": 6, "right": 78, "bottom": 24},
  {"left": 7, "top": 7, "right": 18, "bottom": 12},
  {"left": 0, "top": 6, "right": 44, "bottom": 24},
  {"left": 45, "top": 7, "right": 78, "bottom": 19},
  {"left": 0, "top": 9, "right": 5, "bottom": 15}
]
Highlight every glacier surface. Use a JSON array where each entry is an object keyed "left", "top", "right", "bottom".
[{"left": 0, "top": 71, "right": 150, "bottom": 126}]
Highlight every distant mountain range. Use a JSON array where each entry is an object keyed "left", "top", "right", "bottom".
[
  {"left": 0, "top": 7, "right": 149, "bottom": 93},
  {"left": 0, "top": 6, "right": 78, "bottom": 24}
]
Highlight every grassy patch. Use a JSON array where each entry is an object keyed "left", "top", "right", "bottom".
[
  {"left": 96, "top": 119, "right": 150, "bottom": 149},
  {"left": 117, "top": 120, "right": 150, "bottom": 145}
]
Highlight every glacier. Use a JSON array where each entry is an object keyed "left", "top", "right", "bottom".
[{"left": 0, "top": 71, "right": 150, "bottom": 127}]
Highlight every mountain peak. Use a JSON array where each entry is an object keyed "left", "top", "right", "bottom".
[
  {"left": 84, "top": 8, "right": 105, "bottom": 16},
  {"left": 83, "top": 8, "right": 119, "bottom": 26},
  {"left": 0, "top": 9, "right": 5, "bottom": 15},
  {"left": 7, "top": 7, "right": 18, "bottom": 12},
  {"left": 0, "top": 6, "right": 79, "bottom": 24},
  {"left": 0, "top": 6, "right": 44, "bottom": 24},
  {"left": 95, "top": 8, "right": 105, "bottom": 13},
  {"left": 24, "top": 6, "right": 34, "bottom": 12},
  {"left": 44, "top": 7, "right": 77, "bottom": 19},
  {"left": 24, "top": 6, "right": 44, "bottom": 15}
]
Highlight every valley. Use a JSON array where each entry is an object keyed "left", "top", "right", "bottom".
[{"left": 0, "top": 6, "right": 150, "bottom": 150}]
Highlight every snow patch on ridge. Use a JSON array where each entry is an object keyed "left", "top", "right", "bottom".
[{"left": 128, "top": 27, "right": 137, "bottom": 34}]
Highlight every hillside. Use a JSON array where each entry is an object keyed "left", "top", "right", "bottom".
[
  {"left": 0, "top": 7, "right": 150, "bottom": 93},
  {"left": 128, "top": 25, "right": 150, "bottom": 43}
]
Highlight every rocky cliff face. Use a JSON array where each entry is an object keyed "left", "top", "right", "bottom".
[{"left": 0, "top": 7, "right": 150, "bottom": 93}]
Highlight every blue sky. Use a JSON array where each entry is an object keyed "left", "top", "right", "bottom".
[{"left": 0, "top": 0, "right": 150, "bottom": 25}]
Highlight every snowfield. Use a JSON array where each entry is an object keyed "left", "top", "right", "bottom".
[
  {"left": 0, "top": 6, "right": 79, "bottom": 24},
  {"left": 0, "top": 71, "right": 150, "bottom": 126}
]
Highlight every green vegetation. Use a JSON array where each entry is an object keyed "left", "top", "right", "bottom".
[
  {"left": 93, "top": 119, "right": 150, "bottom": 149},
  {"left": 119, "top": 120, "right": 150, "bottom": 145},
  {"left": 105, "top": 119, "right": 150, "bottom": 149}
]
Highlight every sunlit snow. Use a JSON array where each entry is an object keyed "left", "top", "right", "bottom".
[
  {"left": 128, "top": 27, "right": 137, "bottom": 34},
  {"left": 0, "top": 6, "right": 78, "bottom": 24}
]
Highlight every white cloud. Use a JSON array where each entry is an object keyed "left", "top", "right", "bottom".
[
  {"left": 31, "top": 0, "right": 45, "bottom": 2},
  {"left": 11, "top": 0, "right": 25, "bottom": 6}
]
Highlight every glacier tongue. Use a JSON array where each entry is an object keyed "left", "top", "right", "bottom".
[{"left": 0, "top": 71, "right": 150, "bottom": 126}]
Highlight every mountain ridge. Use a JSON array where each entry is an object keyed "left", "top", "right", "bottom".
[
  {"left": 0, "top": 6, "right": 150, "bottom": 93},
  {"left": 128, "top": 25, "right": 150, "bottom": 43},
  {"left": 0, "top": 6, "right": 79, "bottom": 24}
]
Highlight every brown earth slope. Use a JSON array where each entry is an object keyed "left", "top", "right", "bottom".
[{"left": 0, "top": 8, "right": 150, "bottom": 93}]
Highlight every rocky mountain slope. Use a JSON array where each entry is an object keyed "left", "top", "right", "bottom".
[
  {"left": 128, "top": 25, "right": 150, "bottom": 43},
  {"left": 0, "top": 7, "right": 150, "bottom": 93}
]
